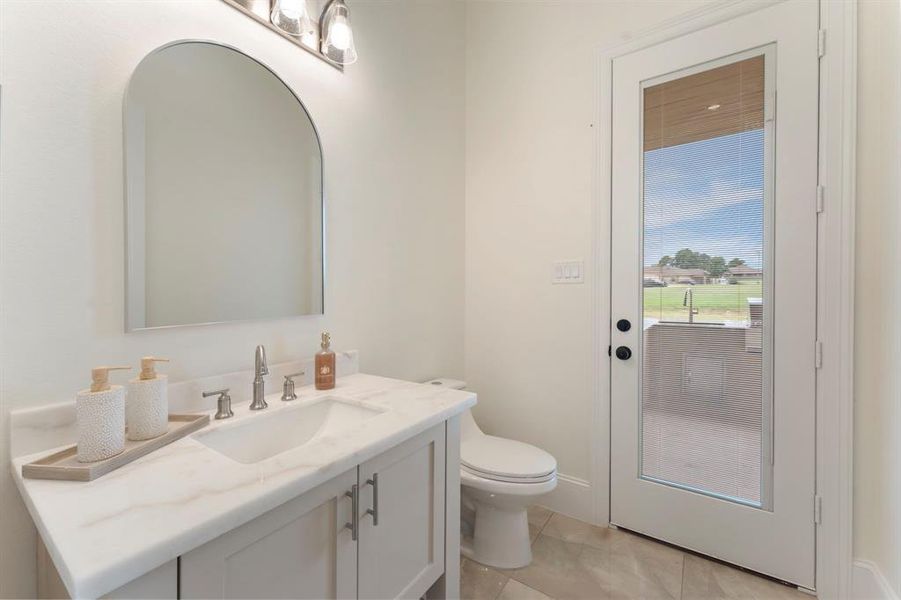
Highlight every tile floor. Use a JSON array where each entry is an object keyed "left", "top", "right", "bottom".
[{"left": 460, "top": 506, "right": 811, "bottom": 600}]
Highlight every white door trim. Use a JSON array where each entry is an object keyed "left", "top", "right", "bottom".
[
  {"left": 813, "top": 1, "right": 857, "bottom": 598},
  {"left": 591, "top": 1, "right": 856, "bottom": 598}
]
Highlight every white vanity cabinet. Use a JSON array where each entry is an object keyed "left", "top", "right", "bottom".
[
  {"left": 179, "top": 423, "right": 448, "bottom": 600},
  {"left": 22, "top": 373, "right": 472, "bottom": 600}
]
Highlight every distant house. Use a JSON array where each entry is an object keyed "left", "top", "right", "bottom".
[
  {"left": 643, "top": 266, "right": 710, "bottom": 285},
  {"left": 727, "top": 265, "right": 763, "bottom": 279}
]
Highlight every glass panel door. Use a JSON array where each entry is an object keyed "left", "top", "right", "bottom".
[
  {"left": 609, "top": 1, "right": 817, "bottom": 586},
  {"left": 639, "top": 53, "right": 773, "bottom": 508}
]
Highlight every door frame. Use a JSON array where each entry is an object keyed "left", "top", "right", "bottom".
[{"left": 590, "top": 1, "right": 856, "bottom": 597}]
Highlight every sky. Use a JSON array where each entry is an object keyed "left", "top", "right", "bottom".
[{"left": 643, "top": 128, "right": 765, "bottom": 269}]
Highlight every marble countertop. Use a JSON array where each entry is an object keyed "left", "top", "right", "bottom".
[{"left": 12, "top": 373, "right": 475, "bottom": 599}]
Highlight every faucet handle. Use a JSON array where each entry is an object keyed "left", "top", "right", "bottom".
[
  {"left": 282, "top": 372, "right": 304, "bottom": 402},
  {"left": 203, "top": 388, "right": 234, "bottom": 420}
]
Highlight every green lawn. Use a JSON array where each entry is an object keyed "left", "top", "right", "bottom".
[{"left": 643, "top": 281, "right": 762, "bottom": 322}]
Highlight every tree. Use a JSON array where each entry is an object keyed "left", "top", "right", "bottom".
[
  {"left": 728, "top": 257, "right": 746, "bottom": 268},
  {"left": 697, "top": 253, "right": 712, "bottom": 272},
  {"left": 665, "top": 248, "right": 729, "bottom": 275},
  {"left": 708, "top": 256, "right": 727, "bottom": 278},
  {"left": 672, "top": 248, "right": 697, "bottom": 269}
]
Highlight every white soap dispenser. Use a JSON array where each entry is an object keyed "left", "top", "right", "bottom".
[
  {"left": 126, "top": 357, "right": 170, "bottom": 441},
  {"left": 76, "top": 366, "right": 130, "bottom": 463}
]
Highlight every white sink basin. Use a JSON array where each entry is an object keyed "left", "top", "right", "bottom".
[{"left": 194, "top": 397, "right": 384, "bottom": 464}]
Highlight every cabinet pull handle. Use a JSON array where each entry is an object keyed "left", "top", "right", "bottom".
[
  {"left": 344, "top": 484, "right": 359, "bottom": 541},
  {"left": 365, "top": 473, "right": 379, "bottom": 526}
]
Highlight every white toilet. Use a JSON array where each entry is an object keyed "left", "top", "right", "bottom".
[{"left": 424, "top": 379, "right": 557, "bottom": 570}]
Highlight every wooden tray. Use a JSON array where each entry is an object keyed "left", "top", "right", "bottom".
[{"left": 22, "top": 414, "right": 210, "bottom": 482}]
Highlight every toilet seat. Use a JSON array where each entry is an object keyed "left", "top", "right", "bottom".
[
  {"left": 461, "top": 464, "right": 556, "bottom": 484},
  {"left": 461, "top": 434, "right": 557, "bottom": 483},
  {"left": 460, "top": 467, "right": 558, "bottom": 498}
]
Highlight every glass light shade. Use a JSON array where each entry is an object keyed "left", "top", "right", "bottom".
[
  {"left": 320, "top": 0, "right": 357, "bottom": 65},
  {"left": 270, "top": 0, "right": 315, "bottom": 37}
]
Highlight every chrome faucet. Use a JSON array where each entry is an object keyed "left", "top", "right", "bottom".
[
  {"left": 281, "top": 371, "right": 304, "bottom": 402},
  {"left": 683, "top": 288, "right": 699, "bottom": 324},
  {"left": 204, "top": 388, "right": 234, "bottom": 420},
  {"left": 251, "top": 345, "right": 269, "bottom": 410}
]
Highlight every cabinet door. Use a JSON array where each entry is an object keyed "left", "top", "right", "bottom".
[
  {"left": 180, "top": 469, "right": 357, "bottom": 599},
  {"left": 358, "top": 424, "right": 446, "bottom": 600},
  {"left": 37, "top": 536, "right": 177, "bottom": 600}
]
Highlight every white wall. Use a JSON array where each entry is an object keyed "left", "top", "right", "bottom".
[
  {"left": 0, "top": 1, "right": 464, "bottom": 597},
  {"left": 464, "top": 0, "right": 714, "bottom": 517},
  {"left": 854, "top": 0, "right": 901, "bottom": 596}
]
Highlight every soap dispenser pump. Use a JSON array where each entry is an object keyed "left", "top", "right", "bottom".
[
  {"left": 126, "top": 357, "right": 170, "bottom": 441},
  {"left": 315, "top": 332, "right": 336, "bottom": 390},
  {"left": 76, "top": 366, "right": 131, "bottom": 463}
]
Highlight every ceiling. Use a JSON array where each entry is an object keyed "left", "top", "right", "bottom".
[{"left": 643, "top": 55, "right": 765, "bottom": 152}]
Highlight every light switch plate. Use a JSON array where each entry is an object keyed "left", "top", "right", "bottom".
[{"left": 552, "top": 260, "right": 584, "bottom": 284}]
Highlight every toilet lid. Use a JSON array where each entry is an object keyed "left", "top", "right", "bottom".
[{"left": 461, "top": 435, "right": 557, "bottom": 481}]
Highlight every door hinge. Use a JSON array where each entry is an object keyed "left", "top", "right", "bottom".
[
  {"left": 818, "top": 29, "right": 826, "bottom": 58},
  {"left": 816, "top": 185, "right": 825, "bottom": 213},
  {"left": 815, "top": 340, "right": 823, "bottom": 369},
  {"left": 814, "top": 495, "right": 823, "bottom": 524}
]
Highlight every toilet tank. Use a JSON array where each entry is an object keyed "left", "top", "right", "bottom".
[
  {"left": 423, "top": 378, "right": 466, "bottom": 390},
  {"left": 422, "top": 378, "right": 480, "bottom": 438}
]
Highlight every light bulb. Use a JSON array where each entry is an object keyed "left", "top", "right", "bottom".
[
  {"left": 329, "top": 19, "right": 351, "bottom": 51},
  {"left": 279, "top": 0, "right": 302, "bottom": 17},
  {"left": 271, "top": 0, "right": 314, "bottom": 37},
  {"left": 320, "top": 0, "right": 357, "bottom": 65}
]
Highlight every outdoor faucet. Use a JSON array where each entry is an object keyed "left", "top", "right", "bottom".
[
  {"left": 251, "top": 344, "right": 269, "bottom": 410},
  {"left": 683, "top": 288, "right": 699, "bottom": 324}
]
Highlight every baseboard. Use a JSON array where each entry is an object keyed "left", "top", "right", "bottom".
[
  {"left": 853, "top": 560, "right": 900, "bottom": 600},
  {"left": 539, "top": 473, "right": 594, "bottom": 523}
]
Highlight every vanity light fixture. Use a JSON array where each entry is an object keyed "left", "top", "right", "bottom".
[
  {"left": 320, "top": 0, "right": 357, "bottom": 65},
  {"left": 270, "top": 0, "right": 315, "bottom": 38},
  {"left": 219, "top": 0, "right": 346, "bottom": 70}
]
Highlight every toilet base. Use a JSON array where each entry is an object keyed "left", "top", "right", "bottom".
[{"left": 461, "top": 486, "right": 541, "bottom": 569}]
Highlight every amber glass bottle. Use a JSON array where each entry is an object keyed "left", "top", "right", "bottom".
[{"left": 315, "top": 332, "right": 336, "bottom": 390}]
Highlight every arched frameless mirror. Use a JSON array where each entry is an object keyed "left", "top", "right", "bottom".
[{"left": 124, "top": 41, "right": 323, "bottom": 331}]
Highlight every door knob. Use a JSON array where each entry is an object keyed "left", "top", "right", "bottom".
[{"left": 615, "top": 346, "right": 632, "bottom": 360}]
